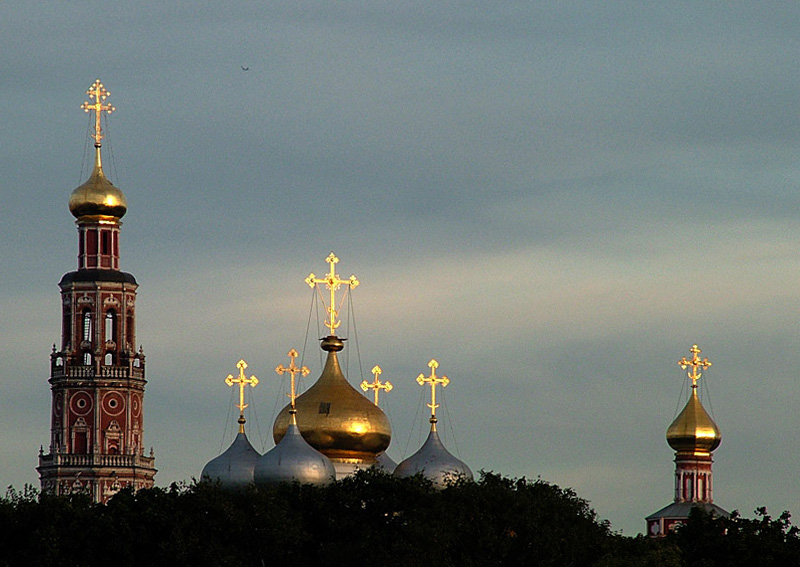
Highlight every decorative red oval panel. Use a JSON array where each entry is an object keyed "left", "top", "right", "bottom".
[
  {"left": 70, "top": 391, "right": 93, "bottom": 416},
  {"left": 102, "top": 392, "right": 125, "bottom": 416}
]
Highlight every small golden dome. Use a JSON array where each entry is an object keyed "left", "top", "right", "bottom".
[
  {"left": 273, "top": 336, "right": 392, "bottom": 461},
  {"left": 69, "top": 147, "right": 127, "bottom": 219},
  {"left": 666, "top": 388, "right": 721, "bottom": 456}
]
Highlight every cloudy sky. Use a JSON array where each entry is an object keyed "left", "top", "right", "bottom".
[{"left": 1, "top": 2, "right": 799, "bottom": 534}]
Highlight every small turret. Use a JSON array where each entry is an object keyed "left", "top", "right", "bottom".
[
  {"left": 395, "top": 359, "right": 472, "bottom": 488},
  {"left": 646, "top": 345, "right": 728, "bottom": 536},
  {"left": 201, "top": 360, "right": 261, "bottom": 487},
  {"left": 255, "top": 349, "right": 335, "bottom": 485}
]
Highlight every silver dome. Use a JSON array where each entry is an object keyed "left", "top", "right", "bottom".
[
  {"left": 375, "top": 451, "right": 397, "bottom": 473},
  {"left": 254, "top": 419, "right": 336, "bottom": 486},
  {"left": 201, "top": 431, "right": 261, "bottom": 488},
  {"left": 394, "top": 422, "right": 473, "bottom": 488}
]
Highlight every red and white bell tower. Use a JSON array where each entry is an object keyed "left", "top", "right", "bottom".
[{"left": 37, "top": 79, "right": 156, "bottom": 502}]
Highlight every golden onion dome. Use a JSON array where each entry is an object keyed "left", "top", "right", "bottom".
[
  {"left": 273, "top": 336, "right": 392, "bottom": 460},
  {"left": 666, "top": 388, "right": 721, "bottom": 455},
  {"left": 69, "top": 147, "right": 127, "bottom": 219}
]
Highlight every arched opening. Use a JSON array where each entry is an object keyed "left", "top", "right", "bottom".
[
  {"left": 126, "top": 315, "right": 134, "bottom": 348},
  {"left": 62, "top": 306, "right": 72, "bottom": 347},
  {"left": 104, "top": 420, "right": 122, "bottom": 454},
  {"left": 82, "top": 310, "right": 92, "bottom": 343},
  {"left": 72, "top": 417, "right": 89, "bottom": 454},
  {"left": 683, "top": 474, "right": 694, "bottom": 501},
  {"left": 105, "top": 310, "right": 117, "bottom": 343}
]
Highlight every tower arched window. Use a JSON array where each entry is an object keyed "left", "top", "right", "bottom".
[
  {"left": 105, "top": 310, "right": 117, "bottom": 343},
  {"left": 63, "top": 306, "right": 72, "bottom": 347},
  {"left": 126, "top": 315, "right": 134, "bottom": 348},
  {"left": 83, "top": 353, "right": 92, "bottom": 366},
  {"left": 82, "top": 310, "right": 92, "bottom": 343},
  {"left": 104, "top": 353, "right": 114, "bottom": 366}
]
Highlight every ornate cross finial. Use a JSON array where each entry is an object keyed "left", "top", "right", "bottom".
[
  {"left": 81, "top": 79, "right": 116, "bottom": 146},
  {"left": 305, "top": 252, "right": 359, "bottom": 335},
  {"left": 225, "top": 360, "right": 259, "bottom": 433},
  {"left": 275, "top": 348, "right": 309, "bottom": 411},
  {"left": 416, "top": 359, "right": 450, "bottom": 420},
  {"left": 361, "top": 365, "right": 393, "bottom": 406},
  {"left": 678, "top": 344, "right": 712, "bottom": 388}
]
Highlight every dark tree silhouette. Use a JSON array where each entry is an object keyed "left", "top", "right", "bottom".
[{"left": 1, "top": 473, "right": 798, "bottom": 567}]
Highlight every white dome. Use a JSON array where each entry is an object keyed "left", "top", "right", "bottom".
[
  {"left": 255, "top": 417, "right": 336, "bottom": 486},
  {"left": 395, "top": 421, "right": 472, "bottom": 489},
  {"left": 201, "top": 431, "right": 261, "bottom": 488}
]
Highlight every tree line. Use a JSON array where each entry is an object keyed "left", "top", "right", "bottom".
[{"left": 0, "top": 470, "right": 797, "bottom": 566}]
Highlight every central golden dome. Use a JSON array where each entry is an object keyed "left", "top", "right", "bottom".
[
  {"left": 666, "top": 388, "right": 721, "bottom": 456},
  {"left": 273, "top": 336, "right": 391, "bottom": 461},
  {"left": 69, "top": 147, "right": 127, "bottom": 219}
]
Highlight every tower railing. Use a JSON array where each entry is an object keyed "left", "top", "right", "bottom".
[
  {"left": 38, "top": 452, "right": 155, "bottom": 469},
  {"left": 50, "top": 362, "right": 144, "bottom": 380}
]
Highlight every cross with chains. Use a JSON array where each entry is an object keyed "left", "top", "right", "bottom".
[
  {"left": 81, "top": 79, "right": 116, "bottom": 145},
  {"left": 678, "top": 344, "right": 712, "bottom": 388},
  {"left": 275, "top": 348, "right": 309, "bottom": 410},
  {"left": 416, "top": 359, "right": 450, "bottom": 418},
  {"left": 361, "top": 365, "right": 393, "bottom": 406},
  {"left": 225, "top": 360, "right": 259, "bottom": 427},
  {"left": 305, "top": 252, "right": 359, "bottom": 334}
]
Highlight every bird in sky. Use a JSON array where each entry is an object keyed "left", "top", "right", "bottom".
[{"left": 241, "top": 66, "right": 250, "bottom": 71}]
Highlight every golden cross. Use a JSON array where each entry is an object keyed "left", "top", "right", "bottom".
[
  {"left": 81, "top": 79, "right": 116, "bottom": 146},
  {"left": 678, "top": 344, "right": 712, "bottom": 388},
  {"left": 361, "top": 365, "right": 393, "bottom": 406},
  {"left": 416, "top": 359, "right": 450, "bottom": 418},
  {"left": 305, "top": 252, "right": 359, "bottom": 334},
  {"left": 225, "top": 360, "right": 258, "bottom": 432},
  {"left": 275, "top": 348, "right": 309, "bottom": 410}
]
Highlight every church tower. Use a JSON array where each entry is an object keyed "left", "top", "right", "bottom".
[
  {"left": 646, "top": 344, "right": 728, "bottom": 536},
  {"left": 37, "top": 80, "right": 156, "bottom": 502}
]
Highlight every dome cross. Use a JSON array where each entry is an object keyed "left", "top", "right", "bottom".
[
  {"left": 678, "top": 344, "right": 712, "bottom": 388},
  {"left": 305, "top": 252, "right": 359, "bottom": 335},
  {"left": 416, "top": 359, "right": 450, "bottom": 420},
  {"left": 225, "top": 360, "right": 259, "bottom": 433},
  {"left": 361, "top": 365, "right": 393, "bottom": 406},
  {"left": 81, "top": 79, "right": 116, "bottom": 146},
  {"left": 275, "top": 348, "right": 309, "bottom": 411}
]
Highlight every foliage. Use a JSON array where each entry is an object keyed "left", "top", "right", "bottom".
[
  {"left": 0, "top": 471, "right": 611, "bottom": 567},
  {"left": 669, "top": 506, "right": 800, "bottom": 567},
  {"left": 0, "top": 474, "right": 799, "bottom": 567}
]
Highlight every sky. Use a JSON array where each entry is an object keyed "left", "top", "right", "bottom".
[{"left": 1, "top": 2, "right": 799, "bottom": 535}]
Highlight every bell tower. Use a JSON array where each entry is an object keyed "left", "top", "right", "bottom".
[
  {"left": 37, "top": 79, "right": 156, "bottom": 502},
  {"left": 645, "top": 345, "right": 728, "bottom": 536}
]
